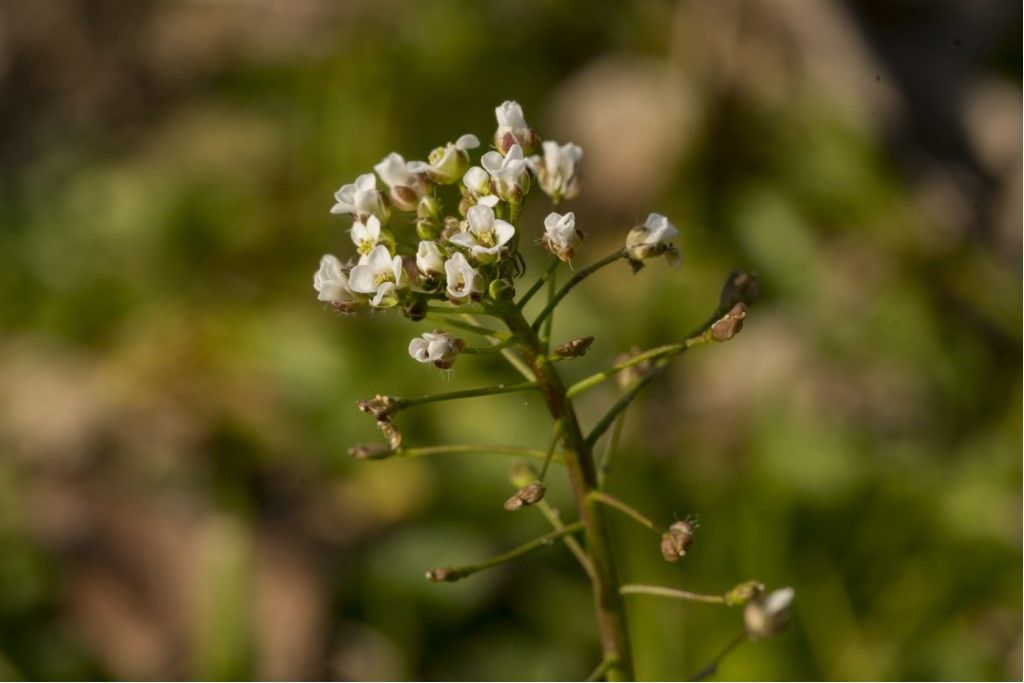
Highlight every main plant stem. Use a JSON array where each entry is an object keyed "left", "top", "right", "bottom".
[{"left": 502, "top": 308, "right": 633, "bottom": 681}]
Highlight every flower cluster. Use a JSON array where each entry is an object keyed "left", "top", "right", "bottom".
[{"left": 314, "top": 100, "right": 682, "bottom": 368}]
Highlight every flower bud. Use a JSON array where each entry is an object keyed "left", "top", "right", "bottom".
[
  {"left": 488, "top": 278, "right": 516, "bottom": 303},
  {"left": 403, "top": 298, "right": 428, "bottom": 322},
  {"left": 719, "top": 269, "right": 761, "bottom": 309},
  {"left": 744, "top": 587, "right": 795, "bottom": 639},
  {"left": 418, "top": 194, "right": 442, "bottom": 223},
  {"left": 348, "top": 442, "right": 394, "bottom": 460},
  {"left": 725, "top": 580, "right": 765, "bottom": 607},
  {"left": 660, "top": 519, "right": 696, "bottom": 562},
  {"left": 554, "top": 336, "right": 594, "bottom": 359},
  {"left": 542, "top": 211, "right": 582, "bottom": 262},
  {"left": 494, "top": 100, "right": 537, "bottom": 155},
  {"left": 710, "top": 303, "right": 747, "bottom": 342},
  {"left": 503, "top": 481, "right": 547, "bottom": 511}
]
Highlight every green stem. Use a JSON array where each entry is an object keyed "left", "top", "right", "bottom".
[
  {"left": 567, "top": 335, "right": 709, "bottom": 398},
  {"left": 537, "top": 418, "right": 564, "bottom": 482},
  {"left": 397, "top": 381, "right": 539, "bottom": 410},
  {"left": 689, "top": 631, "right": 747, "bottom": 681},
  {"left": 531, "top": 249, "right": 626, "bottom": 333},
  {"left": 460, "top": 313, "right": 537, "bottom": 382},
  {"left": 588, "top": 491, "right": 664, "bottom": 534},
  {"left": 620, "top": 584, "right": 727, "bottom": 604},
  {"left": 426, "top": 304, "right": 504, "bottom": 318},
  {"left": 502, "top": 307, "right": 633, "bottom": 681},
  {"left": 535, "top": 500, "right": 595, "bottom": 580},
  {"left": 598, "top": 409, "right": 627, "bottom": 489},
  {"left": 584, "top": 657, "right": 619, "bottom": 682},
  {"left": 429, "top": 521, "right": 584, "bottom": 582},
  {"left": 396, "top": 444, "right": 563, "bottom": 463},
  {"left": 425, "top": 314, "right": 509, "bottom": 338},
  {"left": 517, "top": 257, "right": 560, "bottom": 310},
  {"left": 584, "top": 362, "right": 665, "bottom": 449}
]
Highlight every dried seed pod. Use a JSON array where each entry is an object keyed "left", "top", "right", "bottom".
[
  {"left": 554, "top": 336, "right": 595, "bottom": 359},
  {"left": 348, "top": 443, "right": 394, "bottom": 460},
  {"left": 503, "top": 481, "right": 547, "bottom": 511},
  {"left": 660, "top": 519, "right": 697, "bottom": 562},
  {"left": 710, "top": 303, "right": 747, "bottom": 342}
]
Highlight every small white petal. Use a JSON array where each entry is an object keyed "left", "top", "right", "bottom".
[{"left": 455, "top": 133, "right": 480, "bottom": 150}]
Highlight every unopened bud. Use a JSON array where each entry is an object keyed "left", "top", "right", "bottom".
[
  {"left": 426, "top": 567, "right": 460, "bottom": 583},
  {"left": 660, "top": 519, "right": 696, "bottom": 562},
  {"left": 403, "top": 298, "right": 428, "bottom": 322},
  {"left": 554, "top": 336, "right": 595, "bottom": 359},
  {"left": 416, "top": 217, "right": 440, "bottom": 240},
  {"left": 744, "top": 587, "right": 794, "bottom": 639},
  {"left": 725, "top": 580, "right": 765, "bottom": 606},
  {"left": 348, "top": 442, "right": 394, "bottom": 460},
  {"left": 719, "top": 269, "right": 761, "bottom": 309},
  {"left": 357, "top": 395, "right": 400, "bottom": 420},
  {"left": 503, "top": 481, "right": 546, "bottom": 511},
  {"left": 710, "top": 303, "right": 747, "bottom": 342},
  {"left": 488, "top": 278, "right": 516, "bottom": 303}
]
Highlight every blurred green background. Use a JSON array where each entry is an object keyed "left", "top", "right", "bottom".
[{"left": 0, "top": 0, "right": 1020, "bottom": 680}]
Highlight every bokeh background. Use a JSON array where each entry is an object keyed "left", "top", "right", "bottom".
[{"left": 1, "top": 0, "right": 1020, "bottom": 680}]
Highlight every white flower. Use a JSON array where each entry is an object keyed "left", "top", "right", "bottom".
[
  {"left": 528, "top": 141, "right": 583, "bottom": 203},
  {"left": 625, "top": 213, "right": 681, "bottom": 267},
  {"left": 350, "top": 215, "right": 388, "bottom": 256},
  {"left": 408, "top": 330, "right": 465, "bottom": 369},
  {"left": 481, "top": 144, "right": 530, "bottom": 203},
  {"left": 449, "top": 205, "right": 515, "bottom": 261},
  {"left": 444, "top": 252, "right": 485, "bottom": 301},
  {"left": 347, "top": 244, "right": 407, "bottom": 308},
  {"left": 412, "top": 134, "right": 479, "bottom": 184},
  {"left": 374, "top": 152, "right": 425, "bottom": 211},
  {"left": 331, "top": 173, "right": 388, "bottom": 223},
  {"left": 542, "top": 211, "right": 581, "bottom": 262},
  {"left": 461, "top": 166, "right": 501, "bottom": 209},
  {"left": 416, "top": 240, "right": 445, "bottom": 277},
  {"left": 744, "top": 587, "right": 795, "bottom": 639},
  {"left": 313, "top": 254, "right": 360, "bottom": 310},
  {"left": 494, "top": 100, "right": 536, "bottom": 154}
]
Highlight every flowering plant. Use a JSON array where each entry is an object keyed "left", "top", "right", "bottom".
[{"left": 315, "top": 101, "right": 790, "bottom": 680}]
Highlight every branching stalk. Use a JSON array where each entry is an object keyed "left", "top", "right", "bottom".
[
  {"left": 620, "top": 584, "right": 727, "bottom": 604},
  {"left": 428, "top": 521, "right": 584, "bottom": 582},
  {"left": 588, "top": 491, "right": 664, "bottom": 534},
  {"left": 531, "top": 249, "right": 626, "bottom": 333}
]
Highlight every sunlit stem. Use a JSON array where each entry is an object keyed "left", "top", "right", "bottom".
[
  {"left": 588, "top": 491, "right": 664, "bottom": 534},
  {"left": 397, "top": 381, "right": 539, "bottom": 410},
  {"left": 531, "top": 249, "right": 627, "bottom": 333},
  {"left": 689, "top": 631, "right": 748, "bottom": 682},
  {"left": 620, "top": 584, "right": 727, "bottom": 604},
  {"left": 396, "top": 444, "right": 564, "bottom": 463},
  {"left": 429, "top": 521, "right": 585, "bottom": 582},
  {"left": 517, "top": 257, "right": 560, "bottom": 310},
  {"left": 567, "top": 334, "right": 710, "bottom": 398}
]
